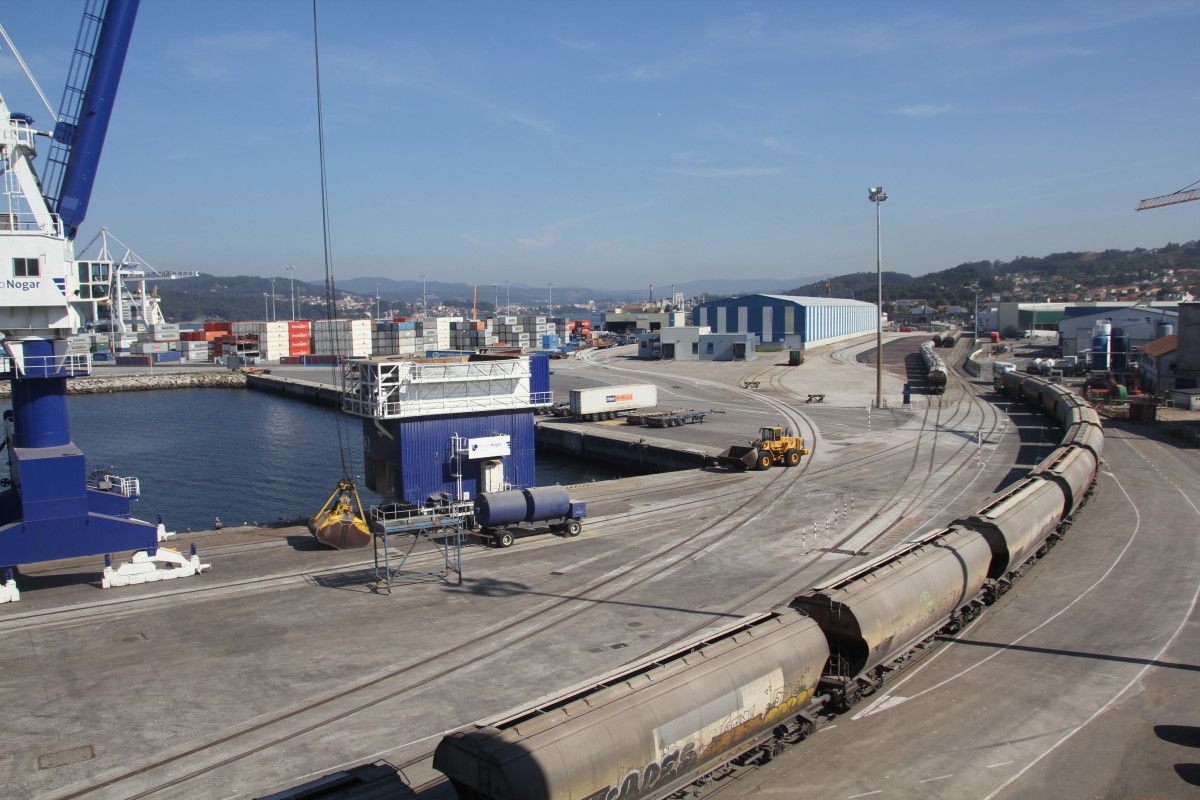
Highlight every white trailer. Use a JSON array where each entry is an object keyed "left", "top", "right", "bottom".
[{"left": 569, "top": 384, "right": 658, "bottom": 421}]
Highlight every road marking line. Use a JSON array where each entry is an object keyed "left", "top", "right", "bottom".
[
  {"left": 981, "top": 439, "right": 1200, "bottom": 799},
  {"left": 821, "top": 724, "right": 838, "bottom": 731},
  {"left": 848, "top": 791, "right": 883, "bottom": 799},
  {"left": 986, "top": 761, "right": 1014, "bottom": 768},
  {"left": 920, "top": 774, "right": 954, "bottom": 783}
]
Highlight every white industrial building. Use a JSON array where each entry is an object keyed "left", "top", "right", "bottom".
[
  {"left": 1058, "top": 306, "right": 1178, "bottom": 359},
  {"left": 637, "top": 326, "right": 757, "bottom": 361},
  {"left": 691, "top": 294, "right": 877, "bottom": 349}
]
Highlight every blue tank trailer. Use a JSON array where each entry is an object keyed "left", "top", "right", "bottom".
[{"left": 472, "top": 486, "right": 586, "bottom": 548}]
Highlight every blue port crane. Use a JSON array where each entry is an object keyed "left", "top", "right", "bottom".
[{"left": 0, "top": 0, "right": 206, "bottom": 602}]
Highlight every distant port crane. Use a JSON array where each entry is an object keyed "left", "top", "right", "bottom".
[{"left": 74, "top": 226, "right": 198, "bottom": 346}]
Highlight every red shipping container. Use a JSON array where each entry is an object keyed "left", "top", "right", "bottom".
[
  {"left": 393, "top": 316, "right": 407, "bottom": 323},
  {"left": 288, "top": 320, "right": 311, "bottom": 333},
  {"left": 180, "top": 331, "right": 205, "bottom": 341},
  {"left": 203, "top": 322, "right": 232, "bottom": 332},
  {"left": 289, "top": 342, "right": 311, "bottom": 357}
]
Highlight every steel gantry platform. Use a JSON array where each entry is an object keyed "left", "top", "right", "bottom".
[{"left": 370, "top": 501, "right": 475, "bottom": 592}]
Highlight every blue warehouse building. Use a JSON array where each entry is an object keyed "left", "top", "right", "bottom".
[
  {"left": 692, "top": 294, "right": 879, "bottom": 349},
  {"left": 342, "top": 355, "right": 551, "bottom": 506}
]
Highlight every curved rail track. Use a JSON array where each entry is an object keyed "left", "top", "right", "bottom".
[{"left": 45, "top": 339, "right": 1043, "bottom": 800}]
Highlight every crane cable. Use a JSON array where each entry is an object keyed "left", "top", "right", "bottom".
[{"left": 311, "top": 0, "right": 351, "bottom": 481}]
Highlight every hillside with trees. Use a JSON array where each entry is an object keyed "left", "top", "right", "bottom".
[{"left": 785, "top": 241, "right": 1200, "bottom": 308}]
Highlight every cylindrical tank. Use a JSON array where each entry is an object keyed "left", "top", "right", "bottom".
[
  {"left": 474, "top": 490, "right": 529, "bottom": 527},
  {"left": 1111, "top": 334, "right": 1129, "bottom": 371},
  {"left": 1157, "top": 321, "right": 1176, "bottom": 339},
  {"left": 523, "top": 485, "right": 570, "bottom": 521},
  {"left": 1091, "top": 334, "right": 1110, "bottom": 371},
  {"left": 10, "top": 377, "right": 70, "bottom": 448},
  {"left": 1094, "top": 320, "right": 1112, "bottom": 337}
]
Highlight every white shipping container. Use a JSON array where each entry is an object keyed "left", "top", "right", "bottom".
[{"left": 569, "top": 384, "right": 658, "bottom": 417}]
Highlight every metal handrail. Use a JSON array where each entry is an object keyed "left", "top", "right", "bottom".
[
  {"left": 370, "top": 501, "right": 475, "bottom": 523},
  {"left": 17, "top": 353, "right": 91, "bottom": 375}
]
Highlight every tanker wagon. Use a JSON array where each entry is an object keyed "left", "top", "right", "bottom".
[
  {"left": 569, "top": 384, "right": 657, "bottom": 421},
  {"left": 473, "top": 486, "right": 587, "bottom": 548}
]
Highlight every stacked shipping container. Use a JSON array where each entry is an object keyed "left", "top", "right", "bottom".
[
  {"left": 449, "top": 320, "right": 495, "bottom": 351},
  {"left": 312, "top": 318, "right": 372, "bottom": 357},
  {"left": 288, "top": 320, "right": 311, "bottom": 357},
  {"left": 493, "top": 315, "right": 554, "bottom": 349},
  {"left": 372, "top": 320, "right": 424, "bottom": 356}
]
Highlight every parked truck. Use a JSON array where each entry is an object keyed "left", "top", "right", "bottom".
[{"left": 569, "top": 384, "right": 658, "bottom": 421}]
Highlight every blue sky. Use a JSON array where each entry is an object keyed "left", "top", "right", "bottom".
[{"left": 3, "top": 1, "right": 1199, "bottom": 288}]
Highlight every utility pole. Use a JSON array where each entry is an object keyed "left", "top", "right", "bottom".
[
  {"left": 270, "top": 277, "right": 276, "bottom": 321},
  {"left": 263, "top": 292, "right": 269, "bottom": 321},
  {"left": 968, "top": 284, "right": 979, "bottom": 343},
  {"left": 869, "top": 186, "right": 888, "bottom": 410},
  {"left": 375, "top": 284, "right": 380, "bottom": 320},
  {"left": 286, "top": 265, "right": 296, "bottom": 321},
  {"left": 493, "top": 283, "right": 499, "bottom": 317}
]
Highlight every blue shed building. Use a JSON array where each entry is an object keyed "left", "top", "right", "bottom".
[
  {"left": 692, "top": 294, "right": 878, "bottom": 348},
  {"left": 342, "top": 355, "right": 551, "bottom": 506}
]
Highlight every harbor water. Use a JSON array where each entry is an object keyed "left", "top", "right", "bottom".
[{"left": 1, "top": 388, "right": 627, "bottom": 532}]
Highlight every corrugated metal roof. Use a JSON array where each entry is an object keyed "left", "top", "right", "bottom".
[
  {"left": 1140, "top": 334, "right": 1178, "bottom": 357},
  {"left": 756, "top": 294, "right": 878, "bottom": 307}
]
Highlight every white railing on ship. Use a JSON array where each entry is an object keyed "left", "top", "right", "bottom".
[
  {"left": 89, "top": 474, "right": 140, "bottom": 497},
  {"left": 17, "top": 353, "right": 91, "bottom": 375}
]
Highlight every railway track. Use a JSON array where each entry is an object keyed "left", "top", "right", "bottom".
[
  {"left": 43, "top": 343, "right": 1034, "bottom": 800},
  {"left": 45, "top": 366, "right": 830, "bottom": 799},
  {"left": 382, "top": 341, "right": 1020, "bottom": 799}
]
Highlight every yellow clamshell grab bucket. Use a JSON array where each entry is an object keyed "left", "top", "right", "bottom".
[{"left": 309, "top": 479, "right": 371, "bottom": 549}]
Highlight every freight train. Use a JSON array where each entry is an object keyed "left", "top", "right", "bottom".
[
  {"left": 432, "top": 373, "right": 1102, "bottom": 800},
  {"left": 920, "top": 340, "right": 947, "bottom": 393}
]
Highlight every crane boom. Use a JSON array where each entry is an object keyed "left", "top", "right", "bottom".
[
  {"left": 1136, "top": 187, "right": 1200, "bottom": 211},
  {"left": 44, "top": 0, "right": 140, "bottom": 239}
]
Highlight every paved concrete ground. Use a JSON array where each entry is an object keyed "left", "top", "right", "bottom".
[
  {"left": 0, "top": 334, "right": 1028, "bottom": 800},
  {"left": 724, "top": 407, "right": 1200, "bottom": 800}
]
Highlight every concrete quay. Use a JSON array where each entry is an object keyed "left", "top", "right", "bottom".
[
  {"left": 0, "top": 334, "right": 1044, "bottom": 800},
  {"left": 0, "top": 367, "right": 246, "bottom": 397}
]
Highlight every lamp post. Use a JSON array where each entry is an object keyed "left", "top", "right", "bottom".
[
  {"left": 968, "top": 284, "right": 980, "bottom": 344},
  {"left": 420, "top": 272, "right": 427, "bottom": 318},
  {"left": 286, "top": 265, "right": 296, "bottom": 321},
  {"left": 269, "top": 277, "right": 276, "bottom": 321},
  {"left": 869, "top": 186, "right": 888, "bottom": 409},
  {"left": 505, "top": 280, "right": 510, "bottom": 314},
  {"left": 548, "top": 282, "right": 554, "bottom": 319},
  {"left": 263, "top": 292, "right": 269, "bottom": 321}
]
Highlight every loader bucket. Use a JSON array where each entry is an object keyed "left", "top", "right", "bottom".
[{"left": 712, "top": 444, "right": 759, "bottom": 470}]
